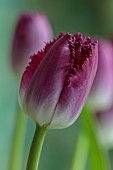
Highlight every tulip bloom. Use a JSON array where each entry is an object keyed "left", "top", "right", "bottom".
[
  {"left": 19, "top": 33, "right": 98, "bottom": 129},
  {"left": 89, "top": 38, "right": 113, "bottom": 111},
  {"left": 11, "top": 12, "right": 53, "bottom": 76},
  {"left": 96, "top": 104, "right": 113, "bottom": 147}
]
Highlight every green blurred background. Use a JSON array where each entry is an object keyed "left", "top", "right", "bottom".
[{"left": 0, "top": 0, "right": 113, "bottom": 169}]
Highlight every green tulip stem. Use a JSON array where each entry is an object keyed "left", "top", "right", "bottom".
[
  {"left": 10, "top": 105, "right": 27, "bottom": 170},
  {"left": 82, "top": 104, "right": 111, "bottom": 170},
  {"left": 26, "top": 124, "right": 47, "bottom": 170},
  {"left": 71, "top": 131, "right": 89, "bottom": 170}
]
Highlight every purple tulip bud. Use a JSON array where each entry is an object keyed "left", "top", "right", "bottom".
[
  {"left": 11, "top": 12, "right": 53, "bottom": 76},
  {"left": 96, "top": 105, "right": 113, "bottom": 147},
  {"left": 19, "top": 33, "right": 98, "bottom": 129},
  {"left": 89, "top": 38, "right": 113, "bottom": 111}
]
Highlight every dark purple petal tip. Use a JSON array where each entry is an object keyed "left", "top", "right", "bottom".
[{"left": 21, "top": 32, "right": 97, "bottom": 89}]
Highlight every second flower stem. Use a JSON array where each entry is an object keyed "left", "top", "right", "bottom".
[
  {"left": 71, "top": 131, "right": 89, "bottom": 170},
  {"left": 10, "top": 105, "right": 27, "bottom": 170},
  {"left": 82, "top": 104, "right": 110, "bottom": 170},
  {"left": 26, "top": 124, "right": 47, "bottom": 170}
]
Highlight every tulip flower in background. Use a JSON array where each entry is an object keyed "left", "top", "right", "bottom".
[
  {"left": 11, "top": 12, "right": 53, "bottom": 76},
  {"left": 10, "top": 11, "right": 53, "bottom": 170},
  {"left": 89, "top": 38, "right": 113, "bottom": 112},
  {"left": 18, "top": 32, "right": 98, "bottom": 170},
  {"left": 86, "top": 38, "right": 113, "bottom": 170},
  {"left": 96, "top": 104, "right": 113, "bottom": 148}
]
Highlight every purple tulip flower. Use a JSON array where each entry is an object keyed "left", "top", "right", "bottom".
[
  {"left": 11, "top": 12, "right": 53, "bottom": 76},
  {"left": 19, "top": 33, "right": 98, "bottom": 129},
  {"left": 89, "top": 38, "right": 113, "bottom": 111}
]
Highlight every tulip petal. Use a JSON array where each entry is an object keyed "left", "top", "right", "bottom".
[
  {"left": 50, "top": 51, "right": 98, "bottom": 129},
  {"left": 19, "top": 52, "right": 44, "bottom": 108},
  {"left": 19, "top": 33, "right": 67, "bottom": 111},
  {"left": 23, "top": 34, "right": 71, "bottom": 125}
]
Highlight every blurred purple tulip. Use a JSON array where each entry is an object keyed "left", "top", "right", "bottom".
[
  {"left": 89, "top": 38, "right": 113, "bottom": 111},
  {"left": 96, "top": 104, "right": 113, "bottom": 147},
  {"left": 11, "top": 12, "right": 53, "bottom": 76},
  {"left": 19, "top": 33, "right": 98, "bottom": 129}
]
